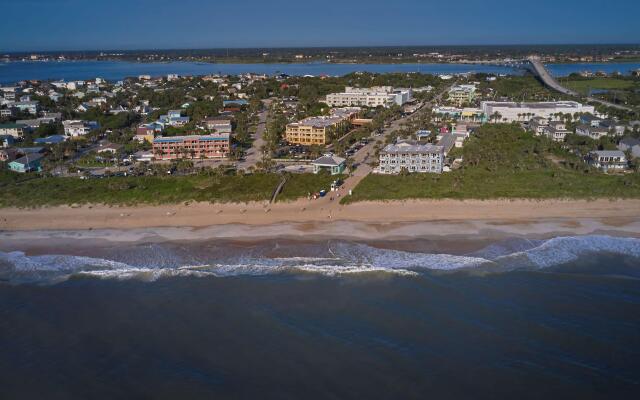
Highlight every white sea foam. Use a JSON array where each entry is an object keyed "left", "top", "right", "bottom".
[
  {"left": 329, "top": 242, "right": 492, "bottom": 271},
  {"left": 493, "top": 235, "right": 640, "bottom": 269},
  {"left": 1, "top": 235, "right": 639, "bottom": 284}
]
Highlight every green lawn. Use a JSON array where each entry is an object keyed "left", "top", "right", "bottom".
[
  {"left": 0, "top": 173, "right": 281, "bottom": 207},
  {"left": 343, "top": 124, "right": 640, "bottom": 203},
  {"left": 563, "top": 78, "right": 637, "bottom": 95},
  {"left": 278, "top": 173, "right": 344, "bottom": 201},
  {"left": 0, "top": 172, "right": 346, "bottom": 208}
]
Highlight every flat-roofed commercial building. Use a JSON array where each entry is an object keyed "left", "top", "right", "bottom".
[
  {"left": 481, "top": 101, "right": 595, "bottom": 123},
  {"left": 378, "top": 140, "right": 444, "bottom": 174},
  {"left": 325, "top": 87, "right": 412, "bottom": 108},
  {"left": 285, "top": 108, "right": 359, "bottom": 146},
  {"left": 152, "top": 133, "right": 230, "bottom": 160}
]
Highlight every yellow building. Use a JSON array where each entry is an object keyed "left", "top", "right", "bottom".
[{"left": 285, "top": 108, "right": 359, "bottom": 146}]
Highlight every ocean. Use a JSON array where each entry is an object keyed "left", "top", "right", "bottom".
[
  {"left": 1, "top": 60, "right": 640, "bottom": 84},
  {"left": 1, "top": 234, "right": 640, "bottom": 399}
]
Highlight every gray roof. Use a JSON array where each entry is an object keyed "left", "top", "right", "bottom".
[
  {"left": 312, "top": 154, "right": 346, "bottom": 166},
  {"left": 619, "top": 137, "right": 640, "bottom": 147},
  {"left": 436, "top": 135, "right": 455, "bottom": 152},
  {"left": 11, "top": 153, "right": 44, "bottom": 165},
  {"left": 382, "top": 140, "right": 444, "bottom": 155},
  {"left": 591, "top": 150, "right": 625, "bottom": 157}
]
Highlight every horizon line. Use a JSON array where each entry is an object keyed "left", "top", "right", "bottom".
[{"left": 3, "top": 43, "right": 640, "bottom": 54}]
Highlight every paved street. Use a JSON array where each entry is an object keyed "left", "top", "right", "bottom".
[
  {"left": 528, "top": 56, "right": 635, "bottom": 112},
  {"left": 237, "top": 99, "right": 271, "bottom": 170}
]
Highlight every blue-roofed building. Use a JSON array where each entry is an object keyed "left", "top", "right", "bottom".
[
  {"left": 8, "top": 153, "right": 44, "bottom": 173},
  {"left": 34, "top": 135, "right": 67, "bottom": 145},
  {"left": 223, "top": 99, "right": 249, "bottom": 107}
]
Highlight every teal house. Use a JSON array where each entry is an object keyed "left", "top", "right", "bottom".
[
  {"left": 8, "top": 153, "right": 44, "bottom": 173},
  {"left": 312, "top": 154, "right": 346, "bottom": 175}
]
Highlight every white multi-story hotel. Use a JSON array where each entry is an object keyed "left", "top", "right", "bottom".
[
  {"left": 325, "top": 86, "right": 413, "bottom": 108},
  {"left": 378, "top": 140, "right": 444, "bottom": 174},
  {"left": 481, "top": 101, "right": 595, "bottom": 123}
]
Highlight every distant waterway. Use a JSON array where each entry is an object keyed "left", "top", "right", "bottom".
[{"left": 1, "top": 60, "right": 639, "bottom": 84}]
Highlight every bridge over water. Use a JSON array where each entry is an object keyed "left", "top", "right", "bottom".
[
  {"left": 479, "top": 57, "right": 634, "bottom": 113},
  {"left": 526, "top": 56, "right": 633, "bottom": 112}
]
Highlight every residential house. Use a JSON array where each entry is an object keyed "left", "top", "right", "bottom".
[
  {"left": 600, "top": 120, "right": 627, "bottom": 136},
  {"left": 158, "top": 110, "right": 190, "bottom": 127},
  {"left": 0, "top": 134, "right": 16, "bottom": 148},
  {"left": 34, "top": 135, "right": 67, "bottom": 145},
  {"left": 415, "top": 130, "right": 432, "bottom": 141},
  {"left": 587, "top": 150, "right": 627, "bottom": 172},
  {"left": 132, "top": 150, "right": 154, "bottom": 162},
  {"left": 543, "top": 121, "right": 570, "bottom": 142},
  {"left": 0, "top": 123, "right": 27, "bottom": 138},
  {"left": 109, "top": 105, "right": 129, "bottom": 114},
  {"left": 0, "top": 147, "right": 18, "bottom": 162},
  {"left": 41, "top": 112, "right": 62, "bottom": 122},
  {"left": 96, "top": 143, "right": 123, "bottom": 155},
  {"left": 222, "top": 99, "right": 249, "bottom": 107},
  {"left": 203, "top": 118, "right": 233, "bottom": 133},
  {"left": 134, "top": 125, "right": 158, "bottom": 143},
  {"left": 576, "top": 124, "right": 610, "bottom": 140},
  {"left": 579, "top": 114, "right": 603, "bottom": 127},
  {"left": 76, "top": 102, "right": 95, "bottom": 113},
  {"left": 16, "top": 119, "right": 41, "bottom": 130},
  {"left": 618, "top": 137, "right": 640, "bottom": 159},
  {"left": 63, "top": 120, "right": 100, "bottom": 137},
  {"left": 12, "top": 100, "right": 39, "bottom": 115},
  {"left": 8, "top": 153, "right": 44, "bottom": 173}
]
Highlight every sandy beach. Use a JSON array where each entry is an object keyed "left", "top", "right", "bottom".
[{"left": 1, "top": 198, "right": 640, "bottom": 237}]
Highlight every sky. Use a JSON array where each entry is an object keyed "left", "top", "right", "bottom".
[{"left": 1, "top": 0, "right": 639, "bottom": 51}]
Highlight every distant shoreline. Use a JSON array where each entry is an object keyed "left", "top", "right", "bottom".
[{"left": 5, "top": 59, "right": 640, "bottom": 66}]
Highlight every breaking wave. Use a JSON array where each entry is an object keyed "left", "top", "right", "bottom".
[{"left": 0, "top": 235, "right": 639, "bottom": 285}]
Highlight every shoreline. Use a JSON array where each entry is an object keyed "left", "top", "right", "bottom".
[
  {"left": 2, "top": 198, "right": 640, "bottom": 234},
  {"left": 6, "top": 59, "right": 640, "bottom": 65}
]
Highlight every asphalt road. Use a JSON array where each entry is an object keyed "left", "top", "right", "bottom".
[
  {"left": 528, "top": 56, "right": 634, "bottom": 112},
  {"left": 237, "top": 99, "right": 271, "bottom": 170}
]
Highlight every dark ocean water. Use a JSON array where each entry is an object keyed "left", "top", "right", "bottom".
[
  {"left": 1, "top": 236, "right": 640, "bottom": 399},
  {"left": 1, "top": 60, "right": 639, "bottom": 84}
]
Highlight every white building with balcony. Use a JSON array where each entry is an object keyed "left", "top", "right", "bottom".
[
  {"left": 378, "top": 140, "right": 444, "bottom": 174},
  {"left": 325, "top": 86, "right": 412, "bottom": 108}
]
